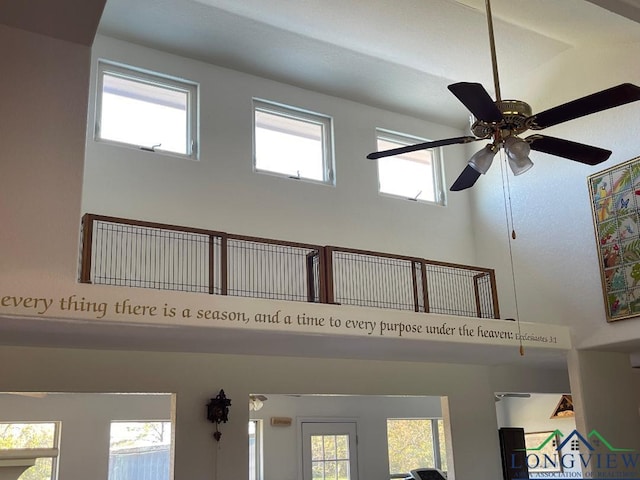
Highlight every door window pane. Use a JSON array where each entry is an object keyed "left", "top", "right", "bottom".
[{"left": 311, "top": 434, "right": 351, "bottom": 480}]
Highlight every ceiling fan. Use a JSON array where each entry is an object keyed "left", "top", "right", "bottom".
[
  {"left": 494, "top": 393, "right": 531, "bottom": 402},
  {"left": 249, "top": 394, "right": 268, "bottom": 411},
  {"left": 367, "top": 0, "right": 640, "bottom": 191}
]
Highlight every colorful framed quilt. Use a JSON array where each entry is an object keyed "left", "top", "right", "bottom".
[{"left": 589, "top": 157, "right": 640, "bottom": 321}]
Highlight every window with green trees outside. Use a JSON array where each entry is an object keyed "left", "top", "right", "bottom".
[
  {"left": 387, "top": 418, "right": 447, "bottom": 478},
  {"left": 0, "top": 422, "right": 59, "bottom": 480}
]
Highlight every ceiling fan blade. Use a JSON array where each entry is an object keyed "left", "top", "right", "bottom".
[
  {"left": 529, "top": 83, "right": 640, "bottom": 130},
  {"left": 366, "top": 136, "right": 478, "bottom": 160},
  {"left": 448, "top": 82, "right": 503, "bottom": 123},
  {"left": 527, "top": 135, "right": 611, "bottom": 165},
  {"left": 496, "top": 393, "right": 531, "bottom": 400},
  {"left": 450, "top": 165, "right": 481, "bottom": 191}
]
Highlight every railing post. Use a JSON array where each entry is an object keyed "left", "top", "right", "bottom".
[
  {"left": 208, "top": 234, "right": 216, "bottom": 295},
  {"left": 306, "top": 250, "right": 318, "bottom": 302},
  {"left": 220, "top": 234, "right": 228, "bottom": 296},
  {"left": 421, "top": 260, "right": 430, "bottom": 313},
  {"left": 473, "top": 273, "right": 484, "bottom": 318},
  {"left": 318, "top": 248, "right": 327, "bottom": 303},
  {"left": 324, "top": 246, "right": 334, "bottom": 304},
  {"left": 411, "top": 261, "right": 420, "bottom": 312},
  {"left": 489, "top": 269, "right": 500, "bottom": 319},
  {"left": 80, "top": 214, "right": 94, "bottom": 284}
]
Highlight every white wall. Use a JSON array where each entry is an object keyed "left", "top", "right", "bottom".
[
  {"left": 250, "top": 394, "right": 442, "bottom": 480},
  {"left": 82, "top": 35, "right": 476, "bottom": 266},
  {"left": 0, "top": 393, "right": 172, "bottom": 480},
  {"left": 0, "top": 24, "right": 89, "bottom": 285}
]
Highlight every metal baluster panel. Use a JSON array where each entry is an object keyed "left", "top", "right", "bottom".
[
  {"left": 225, "top": 239, "right": 316, "bottom": 302},
  {"left": 424, "top": 264, "right": 493, "bottom": 317},
  {"left": 91, "top": 220, "right": 212, "bottom": 293},
  {"left": 475, "top": 273, "right": 496, "bottom": 318},
  {"left": 331, "top": 251, "right": 415, "bottom": 310}
]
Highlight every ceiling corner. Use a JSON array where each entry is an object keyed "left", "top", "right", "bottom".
[
  {"left": 0, "top": 0, "right": 107, "bottom": 46},
  {"left": 585, "top": 0, "right": 640, "bottom": 24}
]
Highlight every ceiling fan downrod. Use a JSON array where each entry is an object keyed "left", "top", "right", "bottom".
[{"left": 485, "top": 0, "right": 501, "bottom": 102}]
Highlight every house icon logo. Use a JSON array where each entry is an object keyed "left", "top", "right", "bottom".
[
  {"left": 511, "top": 428, "right": 639, "bottom": 478},
  {"left": 525, "top": 429, "right": 634, "bottom": 453}
]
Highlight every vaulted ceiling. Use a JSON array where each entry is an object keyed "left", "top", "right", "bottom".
[
  {"left": 2, "top": 0, "right": 639, "bottom": 127},
  {"left": 94, "top": 0, "right": 640, "bottom": 127}
]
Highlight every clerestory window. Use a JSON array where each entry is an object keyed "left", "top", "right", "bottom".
[
  {"left": 253, "top": 99, "right": 334, "bottom": 185},
  {"left": 95, "top": 61, "right": 199, "bottom": 159},
  {"left": 376, "top": 129, "right": 445, "bottom": 205}
]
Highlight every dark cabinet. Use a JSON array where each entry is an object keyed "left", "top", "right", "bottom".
[{"left": 498, "top": 427, "right": 529, "bottom": 480}]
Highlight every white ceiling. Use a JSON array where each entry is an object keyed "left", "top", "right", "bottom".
[{"left": 97, "top": 0, "right": 640, "bottom": 127}]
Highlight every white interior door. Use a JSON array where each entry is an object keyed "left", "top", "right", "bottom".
[{"left": 301, "top": 421, "right": 359, "bottom": 480}]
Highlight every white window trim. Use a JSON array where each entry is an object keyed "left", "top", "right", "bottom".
[
  {"left": 253, "top": 98, "right": 335, "bottom": 186},
  {"left": 375, "top": 129, "right": 446, "bottom": 206},
  {"left": 0, "top": 421, "right": 61, "bottom": 480},
  {"left": 95, "top": 60, "right": 199, "bottom": 160},
  {"left": 387, "top": 417, "right": 446, "bottom": 477},
  {"left": 249, "top": 419, "right": 263, "bottom": 480}
]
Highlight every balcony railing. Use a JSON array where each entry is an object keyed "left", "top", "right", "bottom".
[{"left": 80, "top": 214, "right": 500, "bottom": 319}]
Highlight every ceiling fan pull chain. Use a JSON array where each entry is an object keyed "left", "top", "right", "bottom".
[
  {"left": 500, "top": 155, "right": 524, "bottom": 355},
  {"left": 507, "top": 175, "right": 517, "bottom": 240}
]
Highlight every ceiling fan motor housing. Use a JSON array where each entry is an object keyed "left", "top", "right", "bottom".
[{"left": 470, "top": 99, "right": 533, "bottom": 140}]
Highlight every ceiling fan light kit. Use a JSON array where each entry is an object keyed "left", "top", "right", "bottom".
[
  {"left": 367, "top": 0, "right": 640, "bottom": 191},
  {"left": 504, "top": 137, "right": 533, "bottom": 176},
  {"left": 469, "top": 143, "right": 498, "bottom": 174},
  {"left": 249, "top": 394, "right": 267, "bottom": 411}
]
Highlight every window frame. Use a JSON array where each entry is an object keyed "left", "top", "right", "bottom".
[
  {"left": 386, "top": 417, "right": 446, "bottom": 478},
  {"left": 0, "top": 421, "right": 61, "bottom": 480},
  {"left": 249, "top": 419, "right": 263, "bottom": 480},
  {"left": 107, "top": 419, "right": 173, "bottom": 480},
  {"left": 252, "top": 98, "right": 335, "bottom": 185},
  {"left": 375, "top": 129, "right": 446, "bottom": 206},
  {"left": 95, "top": 60, "right": 199, "bottom": 159}
]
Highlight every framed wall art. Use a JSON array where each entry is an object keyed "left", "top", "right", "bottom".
[{"left": 589, "top": 156, "right": 640, "bottom": 321}]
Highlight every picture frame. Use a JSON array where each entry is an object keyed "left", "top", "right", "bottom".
[
  {"left": 524, "top": 431, "right": 562, "bottom": 473},
  {"left": 589, "top": 156, "right": 640, "bottom": 321}
]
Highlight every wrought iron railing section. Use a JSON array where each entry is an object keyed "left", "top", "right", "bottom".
[
  {"left": 80, "top": 214, "right": 499, "bottom": 319},
  {"left": 225, "top": 237, "right": 322, "bottom": 303},
  {"left": 327, "top": 249, "right": 424, "bottom": 311},
  {"left": 88, "top": 220, "right": 213, "bottom": 293},
  {"left": 326, "top": 247, "right": 498, "bottom": 319}
]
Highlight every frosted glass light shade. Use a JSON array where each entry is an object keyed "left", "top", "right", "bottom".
[
  {"left": 504, "top": 137, "right": 534, "bottom": 176},
  {"left": 468, "top": 144, "right": 498, "bottom": 174}
]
